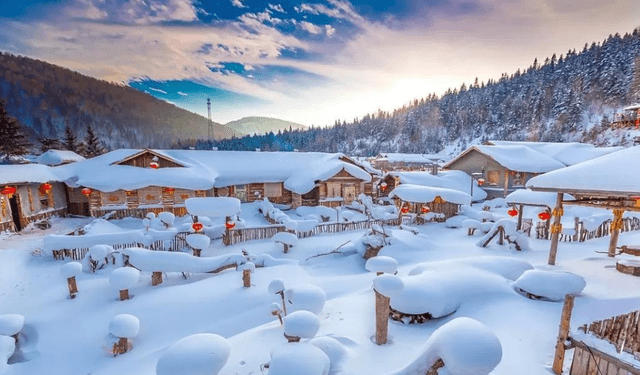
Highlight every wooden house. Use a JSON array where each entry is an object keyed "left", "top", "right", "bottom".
[
  {"left": 444, "top": 142, "right": 620, "bottom": 199},
  {"left": 611, "top": 103, "right": 640, "bottom": 129},
  {"left": 370, "top": 153, "right": 442, "bottom": 172},
  {"left": 0, "top": 164, "right": 68, "bottom": 232},
  {"left": 388, "top": 184, "right": 471, "bottom": 220},
  {"left": 60, "top": 149, "right": 372, "bottom": 219}
]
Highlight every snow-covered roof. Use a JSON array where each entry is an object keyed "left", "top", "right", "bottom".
[
  {"left": 624, "top": 103, "right": 640, "bottom": 111},
  {"left": 388, "top": 184, "right": 472, "bottom": 205},
  {"left": 0, "top": 164, "right": 65, "bottom": 184},
  {"left": 35, "top": 150, "right": 85, "bottom": 166},
  {"left": 505, "top": 190, "right": 574, "bottom": 207},
  {"left": 526, "top": 146, "right": 640, "bottom": 195},
  {"left": 486, "top": 141, "right": 622, "bottom": 166},
  {"left": 56, "top": 149, "right": 371, "bottom": 194},
  {"left": 464, "top": 145, "right": 565, "bottom": 173},
  {"left": 392, "top": 170, "right": 487, "bottom": 201},
  {"left": 377, "top": 153, "right": 444, "bottom": 164}
]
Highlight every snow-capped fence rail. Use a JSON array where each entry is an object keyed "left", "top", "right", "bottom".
[
  {"left": 577, "top": 310, "right": 640, "bottom": 356},
  {"left": 223, "top": 218, "right": 401, "bottom": 246},
  {"left": 533, "top": 217, "right": 640, "bottom": 243}
]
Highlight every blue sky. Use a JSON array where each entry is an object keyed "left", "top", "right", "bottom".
[{"left": 1, "top": 0, "right": 639, "bottom": 126}]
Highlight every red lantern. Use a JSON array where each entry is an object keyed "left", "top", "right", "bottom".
[
  {"left": 192, "top": 222, "right": 204, "bottom": 232},
  {"left": 380, "top": 182, "right": 387, "bottom": 191},
  {"left": 507, "top": 208, "right": 518, "bottom": 217},
  {"left": 81, "top": 188, "right": 92, "bottom": 196},
  {"left": 225, "top": 221, "right": 236, "bottom": 230},
  {"left": 421, "top": 206, "right": 430, "bottom": 214},
  {"left": 477, "top": 178, "right": 485, "bottom": 186},
  {"left": 165, "top": 187, "right": 175, "bottom": 193},
  {"left": 401, "top": 206, "right": 409, "bottom": 214},
  {"left": 1, "top": 186, "right": 16, "bottom": 198},
  {"left": 149, "top": 161, "right": 160, "bottom": 169},
  {"left": 538, "top": 211, "right": 551, "bottom": 221},
  {"left": 39, "top": 183, "right": 52, "bottom": 194}
]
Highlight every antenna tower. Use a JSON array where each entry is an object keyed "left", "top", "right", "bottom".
[{"left": 207, "top": 98, "right": 213, "bottom": 140}]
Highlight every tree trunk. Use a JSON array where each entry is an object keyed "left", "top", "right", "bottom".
[
  {"left": 243, "top": 269, "right": 251, "bottom": 288},
  {"left": 119, "top": 289, "right": 129, "bottom": 301},
  {"left": 67, "top": 276, "right": 78, "bottom": 298},
  {"left": 375, "top": 290, "right": 390, "bottom": 345}
]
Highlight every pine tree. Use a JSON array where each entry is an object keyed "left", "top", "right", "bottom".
[
  {"left": 63, "top": 126, "right": 79, "bottom": 152},
  {"left": 81, "top": 125, "right": 106, "bottom": 157},
  {"left": 0, "top": 99, "right": 31, "bottom": 163},
  {"left": 38, "top": 137, "right": 62, "bottom": 153}
]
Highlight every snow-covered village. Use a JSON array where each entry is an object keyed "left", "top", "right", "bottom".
[{"left": 2, "top": 1, "right": 640, "bottom": 375}]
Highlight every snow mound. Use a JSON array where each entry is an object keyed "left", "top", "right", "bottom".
[
  {"left": 186, "top": 234, "right": 211, "bottom": 250},
  {"left": 60, "top": 262, "right": 83, "bottom": 278},
  {"left": 268, "top": 342, "right": 330, "bottom": 375},
  {"left": 410, "top": 256, "right": 533, "bottom": 281},
  {"left": 273, "top": 232, "right": 298, "bottom": 246},
  {"left": 268, "top": 279, "right": 285, "bottom": 294},
  {"left": 185, "top": 197, "right": 241, "bottom": 217},
  {"left": 373, "top": 274, "right": 404, "bottom": 298},
  {"left": 294, "top": 219, "right": 318, "bottom": 233},
  {"left": 156, "top": 333, "right": 230, "bottom": 375},
  {"left": 365, "top": 256, "right": 398, "bottom": 274},
  {"left": 241, "top": 262, "right": 255, "bottom": 272},
  {"left": 120, "top": 248, "right": 245, "bottom": 273},
  {"left": 445, "top": 216, "right": 466, "bottom": 228},
  {"left": 109, "top": 267, "right": 140, "bottom": 290},
  {"left": 283, "top": 220, "right": 298, "bottom": 231},
  {"left": 283, "top": 310, "right": 320, "bottom": 339},
  {"left": 158, "top": 212, "right": 175, "bottom": 226},
  {"left": 308, "top": 337, "right": 348, "bottom": 373},
  {"left": 513, "top": 269, "right": 586, "bottom": 301},
  {"left": 0, "top": 335, "right": 15, "bottom": 373},
  {"left": 109, "top": 314, "right": 140, "bottom": 338},
  {"left": 0, "top": 314, "right": 25, "bottom": 336},
  {"left": 284, "top": 284, "right": 326, "bottom": 315},
  {"left": 389, "top": 317, "right": 502, "bottom": 375},
  {"left": 89, "top": 244, "right": 113, "bottom": 261}
]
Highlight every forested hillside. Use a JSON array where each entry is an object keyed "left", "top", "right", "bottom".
[
  {"left": 0, "top": 52, "right": 239, "bottom": 149},
  {"left": 201, "top": 28, "right": 640, "bottom": 156}
]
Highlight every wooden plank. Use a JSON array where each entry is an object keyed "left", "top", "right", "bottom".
[{"left": 570, "top": 338, "right": 640, "bottom": 374}]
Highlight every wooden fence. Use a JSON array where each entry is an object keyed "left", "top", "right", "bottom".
[
  {"left": 223, "top": 218, "right": 402, "bottom": 246},
  {"left": 578, "top": 310, "right": 640, "bottom": 356},
  {"left": 52, "top": 231, "right": 191, "bottom": 260},
  {"left": 533, "top": 217, "right": 640, "bottom": 243}
]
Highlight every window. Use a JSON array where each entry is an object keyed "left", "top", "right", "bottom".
[
  {"left": 487, "top": 171, "right": 500, "bottom": 185},
  {"left": 40, "top": 197, "right": 50, "bottom": 209},
  {"left": 512, "top": 172, "right": 525, "bottom": 186},
  {"left": 326, "top": 182, "right": 340, "bottom": 197},
  {"left": 264, "top": 183, "right": 282, "bottom": 198}
]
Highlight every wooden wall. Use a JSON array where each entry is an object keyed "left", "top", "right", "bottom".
[{"left": 1, "top": 182, "right": 68, "bottom": 232}]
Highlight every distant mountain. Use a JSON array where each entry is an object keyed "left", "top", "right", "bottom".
[
  {"left": 0, "top": 52, "right": 240, "bottom": 150},
  {"left": 224, "top": 116, "right": 306, "bottom": 135}
]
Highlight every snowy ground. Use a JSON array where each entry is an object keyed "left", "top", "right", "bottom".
[{"left": 2, "top": 204, "right": 640, "bottom": 375}]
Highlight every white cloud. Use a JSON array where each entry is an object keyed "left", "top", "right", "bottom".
[
  {"left": 268, "top": 4, "right": 285, "bottom": 13},
  {"left": 325, "top": 24, "right": 336, "bottom": 36},
  {"left": 299, "top": 21, "right": 322, "bottom": 34},
  {"left": 149, "top": 87, "right": 168, "bottom": 94},
  {"left": 231, "top": 0, "right": 246, "bottom": 9},
  {"left": 177, "top": 91, "right": 188, "bottom": 96}
]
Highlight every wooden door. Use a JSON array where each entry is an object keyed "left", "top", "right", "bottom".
[{"left": 343, "top": 185, "right": 356, "bottom": 205}]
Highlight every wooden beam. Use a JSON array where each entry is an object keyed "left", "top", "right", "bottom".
[
  {"left": 552, "top": 294, "right": 575, "bottom": 374},
  {"left": 548, "top": 193, "right": 564, "bottom": 265}
]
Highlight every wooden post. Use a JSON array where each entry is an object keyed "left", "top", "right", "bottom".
[
  {"left": 119, "top": 289, "right": 129, "bottom": 301},
  {"left": 426, "top": 359, "right": 445, "bottom": 375},
  {"left": 283, "top": 243, "right": 289, "bottom": 254},
  {"left": 552, "top": 294, "right": 575, "bottom": 374},
  {"left": 375, "top": 289, "right": 390, "bottom": 345},
  {"left": 277, "top": 291, "right": 287, "bottom": 316},
  {"left": 608, "top": 208, "right": 624, "bottom": 257},
  {"left": 548, "top": 193, "right": 564, "bottom": 266},
  {"left": 113, "top": 337, "right": 129, "bottom": 356},
  {"left": 193, "top": 248, "right": 201, "bottom": 257},
  {"left": 517, "top": 204, "right": 523, "bottom": 231},
  {"left": 152, "top": 272, "right": 163, "bottom": 286},
  {"left": 573, "top": 217, "right": 580, "bottom": 242},
  {"left": 67, "top": 276, "right": 78, "bottom": 299},
  {"left": 242, "top": 269, "right": 251, "bottom": 288}
]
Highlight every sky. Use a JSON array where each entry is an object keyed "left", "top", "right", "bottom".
[{"left": 1, "top": 1, "right": 639, "bottom": 127}]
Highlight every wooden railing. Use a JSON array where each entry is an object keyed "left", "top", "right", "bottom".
[
  {"left": 578, "top": 310, "right": 640, "bottom": 358},
  {"left": 223, "top": 218, "right": 402, "bottom": 246},
  {"left": 533, "top": 217, "right": 640, "bottom": 243}
]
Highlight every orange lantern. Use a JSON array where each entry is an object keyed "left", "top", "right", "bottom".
[
  {"left": 149, "top": 161, "right": 160, "bottom": 169},
  {"left": 401, "top": 206, "right": 409, "bottom": 214},
  {"left": 507, "top": 208, "right": 518, "bottom": 217},
  {"left": 192, "top": 222, "right": 204, "bottom": 232},
  {"left": 225, "top": 221, "right": 236, "bottom": 230},
  {"left": 421, "top": 206, "right": 430, "bottom": 214},
  {"left": 81, "top": 187, "right": 92, "bottom": 196},
  {"left": 477, "top": 178, "right": 485, "bottom": 186},
  {"left": 1, "top": 186, "right": 16, "bottom": 198},
  {"left": 39, "top": 183, "right": 52, "bottom": 194},
  {"left": 538, "top": 211, "right": 551, "bottom": 221}
]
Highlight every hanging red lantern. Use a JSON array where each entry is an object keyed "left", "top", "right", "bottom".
[
  {"left": 380, "top": 182, "right": 388, "bottom": 191},
  {"left": 39, "top": 183, "right": 52, "bottom": 194},
  {"left": 401, "top": 206, "right": 409, "bottom": 214},
  {"left": 225, "top": 221, "right": 236, "bottom": 230},
  {"left": 477, "top": 178, "right": 485, "bottom": 186},
  {"left": 165, "top": 187, "right": 175, "bottom": 193},
  {"left": 538, "top": 211, "right": 551, "bottom": 221},
  {"left": 507, "top": 208, "right": 518, "bottom": 217},
  {"left": 149, "top": 161, "right": 160, "bottom": 169},
  {"left": 421, "top": 206, "right": 430, "bottom": 214},
  {"left": 81, "top": 187, "right": 92, "bottom": 196},
  {"left": 1, "top": 186, "right": 16, "bottom": 198},
  {"left": 191, "top": 222, "right": 204, "bottom": 232}
]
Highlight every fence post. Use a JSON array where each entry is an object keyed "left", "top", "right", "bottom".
[{"left": 552, "top": 294, "right": 575, "bottom": 374}]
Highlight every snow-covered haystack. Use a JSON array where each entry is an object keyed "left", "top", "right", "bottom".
[
  {"left": 365, "top": 256, "right": 398, "bottom": 275},
  {"left": 0, "top": 315, "right": 25, "bottom": 337},
  {"left": 390, "top": 258, "right": 526, "bottom": 324},
  {"left": 83, "top": 244, "right": 115, "bottom": 272},
  {"left": 388, "top": 317, "right": 502, "bottom": 375},
  {"left": 268, "top": 342, "right": 330, "bottom": 375},
  {"left": 284, "top": 284, "right": 327, "bottom": 315},
  {"left": 108, "top": 314, "right": 140, "bottom": 356},
  {"left": 512, "top": 269, "right": 586, "bottom": 301},
  {"left": 109, "top": 267, "right": 140, "bottom": 301},
  {"left": 0, "top": 335, "right": 15, "bottom": 373},
  {"left": 273, "top": 232, "right": 298, "bottom": 253},
  {"left": 156, "top": 333, "right": 230, "bottom": 375},
  {"left": 476, "top": 219, "right": 530, "bottom": 251},
  {"left": 60, "top": 261, "right": 83, "bottom": 299}
]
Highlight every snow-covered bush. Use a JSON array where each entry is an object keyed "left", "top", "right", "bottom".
[
  {"left": 283, "top": 310, "right": 320, "bottom": 341},
  {"left": 476, "top": 219, "right": 530, "bottom": 251},
  {"left": 284, "top": 284, "right": 326, "bottom": 315},
  {"left": 156, "top": 334, "right": 230, "bottom": 375},
  {"left": 512, "top": 269, "right": 586, "bottom": 301},
  {"left": 273, "top": 232, "right": 298, "bottom": 253},
  {"left": 388, "top": 317, "right": 502, "bottom": 375}
]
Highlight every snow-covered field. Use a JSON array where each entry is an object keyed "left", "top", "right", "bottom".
[{"left": 2, "top": 203, "right": 640, "bottom": 375}]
